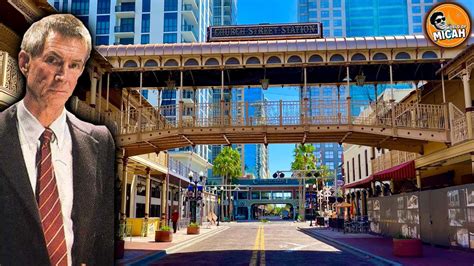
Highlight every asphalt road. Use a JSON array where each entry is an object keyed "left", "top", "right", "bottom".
[{"left": 149, "top": 222, "right": 385, "bottom": 266}]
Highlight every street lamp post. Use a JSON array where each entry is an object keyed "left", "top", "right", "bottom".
[
  {"left": 187, "top": 171, "right": 206, "bottom": 224},
  {"left": 306, "top": 183, "right": 317, "bottom": 226}
]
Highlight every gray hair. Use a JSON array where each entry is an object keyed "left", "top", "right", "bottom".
[{"left": 21, "top": 14, "right": 92, "bottom": 60}]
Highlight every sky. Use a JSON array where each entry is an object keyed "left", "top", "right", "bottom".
[{"left": 236, "top": 0, "right": 474, "bottom": 177}]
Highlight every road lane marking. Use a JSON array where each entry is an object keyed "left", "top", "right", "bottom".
[
  {"left": 259, "top": 226, "right": 265, "bottom": 266},
  {"left": 249, "top": 226, "right": 261, "bottom": 266}
]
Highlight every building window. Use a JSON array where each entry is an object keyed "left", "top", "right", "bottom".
[
  {"left": 321, "top": 0, "right": 329, "bottom": 8},
  {"left": 164, "top": 0, "right": 178, "bottom": 11},
  {"left": 321, "top": 11, "right": 329, "bottom": 18},
  {"left": 308, "top": 2, "right": 316, "bottom": 8},
  {"left": 358, "top": 154, "right": 361, "bottom": 180},
  {"left": 71, "top": 0, "right": 89, "bottom": 15},
  {"left": 413, "top": 25, "right": 422, "bottom": 34},
  {"left": 142, "top": 14, "right": 150, "bottom": 32},
  {"left": 333, "top": 0, "right": 341, "bottom": 8},
  {"left": 95, "top": 36, "right": 108, "bottom": 45},
  {"left": 119, "top": 18, "right": 134, "bottom": 32},
  {"left": 325, "top": 151, "right": 334, "bottom": 159},
  {"left": 96, "top": 16, "right": 110, "bottom": 34},
  {"left": 97, "top": 0, "right": 110, "bottom": 14},
  {"left": 325, "top": 143, "right": 333, "bottom": 148},
  {"left": 346, "top": 161, "right": 350, "bottom": 183},
  {"left": 141, "top": 34, "right": 150, "bottom": 44},
  {"left": 412, "top": 6, "right": 421, "bottom": 14},
  {"left": 119, "top": 37, "right": 134, "bottom": 45},
  {"left": 261, "top": 191, "right": 271, "bottom": 200},
  {"left": 413, "top": 16, "right": 421, "bottom": 23},
  {"left": 333, "top": 10, "right": 341, "bottom": 17},
  {"left": 62, "top": 0, "right": 68, "bottom": 11},
  {"left": 163, "top": 33, "right": 177, "bottom": 43},
  {"left": 327, "top": 162, "right": 335, "bottom": 170},
  {"left": 143, "top": 0, "right": 151, "bottom": 12},
  {"left": 338, "top": 151, "right": 343, "bottom": 159},
  {"left": 363, "top": 150, "right": 368, "bottom": 177},
  {"left": 334, "top": 19, "right": 342, "bottom": 27},
  {"left": 352, "top": 158, "right": 355, "bottom": 182},
  {"left": 164, "top": 13, "right": 177, "bottom": 32},
  {"left": 54, "top": 0, "right": 60, "bottom": 10}
]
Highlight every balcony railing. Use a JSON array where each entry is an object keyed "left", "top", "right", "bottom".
[
  {"left": 449, "top": 103, "right": 468, "bottom": 145},
  {"left": 371, "top": 150, "right": 419, "bottom": 174},
  {"left": 115, "top": 4, "right": 135, "bottom": 12},
  {"left": 169, "top": 157, "right": 197, "bottom": 179},
  {"left": 115, "top": 25, "right": 134, "bottom": 33},
  {"left": 182, "top": 4, "right": 199, "bottom": 21},
  {"left": 181, "top": 25, "right": 198, "bottom": 40}
]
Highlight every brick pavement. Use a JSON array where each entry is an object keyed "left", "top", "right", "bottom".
[
  {"left": 306, "top": 227, "right": 474, "bottom": 266},
  {"left": 116, "top": 224, "right": 226, "bottom": 265}
]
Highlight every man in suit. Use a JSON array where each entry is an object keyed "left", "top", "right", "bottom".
[{"left": 0, "top": 14, "right": 114, "bottom": 265}]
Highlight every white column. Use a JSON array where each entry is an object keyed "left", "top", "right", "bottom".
[
  {"left": 90, "top": 74, "right": 98, "bottom": 107},
  {"left": 145, "top": 168, "right": 151, "bottom": 218}
]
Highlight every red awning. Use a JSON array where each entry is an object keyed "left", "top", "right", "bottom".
[
  {"left": 343, "top": 176, "right": 374, "bottom": 189},
  {"left": 372, "top": 160, "right": 416, "bottom": 182},
  {"left": 343, "top": 160, "right": 416, "bottom": 189}
]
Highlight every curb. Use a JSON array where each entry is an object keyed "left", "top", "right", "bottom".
[
  {"left": 298, "top": 227, "right": 402, "bottom": 266},
  {"left": 127, "top": 226, "right": 229, "bottom": 266}
]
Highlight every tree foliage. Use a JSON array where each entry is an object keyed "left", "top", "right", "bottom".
[
  {"left": 212, "top": 146, "right": 242, "bottom": 183},
  {"left": 291, "top": 144, "right": 317, "bottom": 173}
]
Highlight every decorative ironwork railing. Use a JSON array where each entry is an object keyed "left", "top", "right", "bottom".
[
  {"left": 449, "top": 103, "right": 468, "bottom": 145},
  {"left": 372, "top": 150, "right": 419, "bottom": 174},
  {"left": 115, "top": 99, "right": 449, "bottom": 135}
]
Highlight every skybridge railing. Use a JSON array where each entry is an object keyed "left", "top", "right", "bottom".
[{"left": 116, "top": 99, "right": 449, "bottom": 135}]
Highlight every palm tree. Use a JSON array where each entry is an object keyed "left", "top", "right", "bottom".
[
  {"left": 291, "top": 144, "right": 317, "bottom": 174},
  {"left": 213, "top": 146, "right": 242, "bottom": 220}
]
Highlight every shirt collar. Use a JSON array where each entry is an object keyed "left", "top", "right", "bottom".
[{"left": 17, "top": 100, "right": 68, "bottom": 148}]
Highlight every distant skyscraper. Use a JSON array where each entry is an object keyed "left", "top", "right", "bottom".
[
  {"left": 213, "top": 0, "right": 238, "bottom": 26},
  {"left": 50, "top": 0, "right": 213, "bottom": 45},
  {"left": 297, "top": 0, "right": 438, "bottom": 182}
]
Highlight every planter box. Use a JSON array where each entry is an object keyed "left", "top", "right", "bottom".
[
  {"left": 187, "top": 226, "right": 200, "bottom": 235},
  {"left": 155, "top": 230, "right": 173, "bottom": 242},
  {"left": 393, "top": 238, "right": 423, "bottom": 257}
]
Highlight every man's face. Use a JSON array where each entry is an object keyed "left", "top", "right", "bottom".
[
  {"left": 21, "top": 32, "right": 88, "bottom": 109},
  {"left": 434, "top": 15, "right": 447, "bottom": 30}
]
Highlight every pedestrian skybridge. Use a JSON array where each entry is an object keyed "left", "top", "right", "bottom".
[{"left": 95, "top": 35, "right": 474, "bottom": 156}]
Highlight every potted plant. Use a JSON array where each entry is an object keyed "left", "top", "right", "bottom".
[
  {"left": 187, "top": 222, "right": 200, "bottom": 235},
  {"left": 155, "top": 225, "right": 173, "bottom": 242},
  {"left": 393, "top": 233, "right": 422, "bottom": 257}
]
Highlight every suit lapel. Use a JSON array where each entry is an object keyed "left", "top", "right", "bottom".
[
  {"left": 0, "top": 105, "right": 43, "bottom": 230},
  {"left": 68, "top": 115, "right": 99, "bottom": 264}
]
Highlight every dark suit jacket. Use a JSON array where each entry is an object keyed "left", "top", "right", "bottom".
[{"left": 0, "top": 104, "right": 115, "bottom": 266}]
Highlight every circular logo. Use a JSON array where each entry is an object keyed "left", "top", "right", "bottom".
[{"left": 424, "top": 3, "right": 471, "bottom": 48}]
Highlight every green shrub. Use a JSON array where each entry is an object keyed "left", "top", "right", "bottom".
[
  {"left": 188, "top": 222, "right": 200, "bottom": 228},
  {"left": 159, "top": 225, "right": 171, "bottom": 232},
  {"left": 260, "top": 219, "right": 269, "bottom": 223}
]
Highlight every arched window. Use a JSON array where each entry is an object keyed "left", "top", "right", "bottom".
[
  {"left": 308, "top": 54, "right": 323, "bottom": 62},
  {"left": 123, "top": 60, "right": 138, "bottom": 67},
  {"left": 422, "top": 51, "right": 438, "bottom": 59},
  {"left": 144, "top": 59, "right": 158, "bottom": 67},
  {"left": 329, "top": 54, "right": 344, "bottom": 62},
  {"left": 164, "top": 59, "right": 179, "bottom": 66},
  {"left": 246, "top": 57, "right": 261, "bottom": 64},
  {"left": 372, "top": 53, "right": 388, "bottom": 61},
  {"left": 225, "top": 57, "right": 240, "bottom": 65},
  {"left": 395, "top": 52, "right": 411, "bottom": 60},
  {"left": 351, "top": 53, "right": 366, "bottom": 61},
  {"left": 287, "top": 55, "right": 302, "bottom": 63},
  {"left": 184, "top": 58, "right": 199, "bottom": 66},
  {"left": 266, "top": 56, "right": 281, "bottom": 64},
  {"left": 205, "top": 58, "right": 219, "bottom": 65}
]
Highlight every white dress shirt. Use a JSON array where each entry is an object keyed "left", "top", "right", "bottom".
[{"left": 16, "top": 100, "right": 74, "bottom": 266}]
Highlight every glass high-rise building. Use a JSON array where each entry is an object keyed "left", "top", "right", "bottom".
[{"left": 297, "top": 0, "right": 439, "bottom": 182}]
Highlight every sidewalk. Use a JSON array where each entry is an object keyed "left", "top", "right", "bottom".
[
  {"left": 302, "top": 227, "right": 474, "bottom": 266},
  {"left": 117, "top": 224, "right": 228, "bottom": 266}
]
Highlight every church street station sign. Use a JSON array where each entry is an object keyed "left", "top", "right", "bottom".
[{"left": 207, "top": 23, "right": 323, "bottom": 42}]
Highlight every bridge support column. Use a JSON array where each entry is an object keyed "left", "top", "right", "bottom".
[
  {"left": 120, "top": 156, "right": 129, "bottom": 218},
  {"left": 145, "top": 167, "right": 151, "bottom": 218},
  {"left": 129, "top": 174, "right": 136, "bottom": 218},
  {"left": 462, "top": 71, "right": 473, "bottom": 139},
  {"left": 416, "top": 170, "right": 422, "bottom": 190}
]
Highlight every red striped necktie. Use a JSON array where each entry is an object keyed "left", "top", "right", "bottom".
[{"left": 37, "top": 128, "right": 68, "bottom": 266}]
